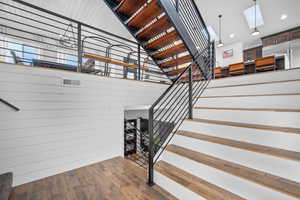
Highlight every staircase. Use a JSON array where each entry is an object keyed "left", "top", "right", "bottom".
[
  {"left": 154, "top": 69, "right": 300, "bottom": 199},
  {"left": 104, "top": 0, "right": 212, "bottom": 81},
  {"left": 104, "top": 1, "right": 300, "bottom": 198}
]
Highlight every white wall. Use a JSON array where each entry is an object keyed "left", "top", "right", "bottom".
[
  {"left": 291, "top": 43, "right": 300, "bottom": 68},
  {"left": 216, "top": 42, "right": 243, "bottom": 67},
  {"left": 1, "top": 0, "right": 134, "bottom": 40},
  {"left": 0, "top": 63, "right": 167, "bottom": 186}
]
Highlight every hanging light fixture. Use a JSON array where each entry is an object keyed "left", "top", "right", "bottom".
[
  {"left": 59, "top": 24, "right": 77, "bottom": 48},
  {"left": 251, "top": 0, "right": 260, "bottom": 36},
  {"left": 217, "top": 14, "right": 224, "bottom": 48}
]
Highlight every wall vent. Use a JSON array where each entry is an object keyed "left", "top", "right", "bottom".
[{"left": 63, "top": 79, "right": 80, "bottom": 86}]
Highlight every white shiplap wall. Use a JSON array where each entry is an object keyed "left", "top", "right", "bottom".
[{"left": 0, "top": 63, "right": 167, "bottom": 186}]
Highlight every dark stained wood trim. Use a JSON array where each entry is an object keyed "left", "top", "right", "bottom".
[
  {"left": 261, "top": 26, "right": 300, "bottom": 40},
  {"left": 177, "top": 130, "right": 300, "bottom": 162},
  {"left": 210, "top": 67, "right": 300, "bottom": 82}
]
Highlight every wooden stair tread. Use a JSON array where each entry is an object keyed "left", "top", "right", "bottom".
[
  {"left": 128, "top": 0, "right": 163, "bottom": 29},
  {"left": 0, "top": 173, "right": 13, "bottom": 200},
  {"left": 145, "top": 31, "right": 181, "bottom": 50},
  {"left": 187, "top": 118, "right": 300, "bottom": 134},
  {"left": 160, "top": 55, "right": 192, "bottom": 68},
  {"left": 167, "top": 67, "right": 188, "bottom": 75},
  {"left": 83, "top": 53, "right": 149, "bottom": 71},
  {"left": 166, "top": 144, "right": 300, "bottom": 198},
  {"left": 177, "top": 130, "right": 300, "bottom": 162},
  {"left": 207, "top": 79, "right": 300, "bottom": 90},
  {"left": 155, "top": 161, "right": 245, "bottom": 200},
  {"left": 137, "top": 16, "right": 172, "bottom": 41},
  {"left": 194, "top": 107, "right": 300, "bottom": 113},
  {"left": 116, "top": 0, "right": 147, "bottom": 17},
  {"left": 198, "top": 93, "right": 300, "bottom": 99},
  {"left": 154, "top": 44, "right": 187, "bottom": 60}
]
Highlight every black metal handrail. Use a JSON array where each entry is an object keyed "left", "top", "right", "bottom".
[
  {"left": 159, "top": 0, "right": 212, "bottom": 78},
  {"left": 147, "top": 42, "right": 214, "bottom": 185},
  {"left": 0, "top": 98, "right": 20, "bottom": 111},
  {"left": 0, "top": 0, "right": 170, "bottom": 83},
  {"left": 146, "top": 0, "right": 215, "bottom": 185}
]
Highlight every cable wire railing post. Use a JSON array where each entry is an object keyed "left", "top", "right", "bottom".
[
  {"left": 188, "top": 66, "right": 193, "bottom": 119},
  {"left": 77, "top": 23, "right": 82, "bottom": 72},
  {"left": 148, "top": 107, "right": 155, "bottom": 186},
  {"left": 138, "top": 44, "right": 141, "bottom": 80}
]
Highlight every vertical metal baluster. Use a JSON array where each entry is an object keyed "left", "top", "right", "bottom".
[
  {"left": 148, "top": 108, "right": 155, "bottom": 186},
  {"left": 77, "top": 23, "right": 82, "bottom": 72},
  {"left": 188, "top": 66, "right": 193, "bottom": 119},
  {"left": 138, "top": 44, "right": 141, "bottom": 80}
]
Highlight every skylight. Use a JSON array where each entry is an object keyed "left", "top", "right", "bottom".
[{"left": 243, "top": 5, "right": 264, "bottom": 29}]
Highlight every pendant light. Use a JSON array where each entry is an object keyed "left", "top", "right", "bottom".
[
  {"left": 217, "top": 14, "right": 224, "bottom": 48},
  {"left": 59, "top": 23, "right": 77, "bottom": 48},
  {"left": 251, "top": 0, "right": 260, "bottom": 36}
]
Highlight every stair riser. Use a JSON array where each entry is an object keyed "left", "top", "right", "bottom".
[
  {"left": 202, "top": 81, "right": 300, "bottom": 97},
  {"left": 209, "top": 69, "right": 300, "bottom": 88},
  {"left": 180, "top": 120, "right": 300, "bottom": 152},
  {"left": 154, "top": 171, "right": 206, "bottom": 200},
  {"left": 171, "top": 135, "right": 300, "bottom": 182},
  {"left": 193, "top": 109, "right": 300, "bottom": 129},
  {"left": 195, "top": 95, "right": 300, "bottom": 110},
  {"left": 158, "top": 151, "right": 295, "bottom": 200}
]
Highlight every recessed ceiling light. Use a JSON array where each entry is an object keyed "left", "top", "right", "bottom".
[
  {"left": 281, "top": 14, "right": 288, "bottom": 20},
  {"left": 230, "top": 33, "right": 235, "bottom": 38}
]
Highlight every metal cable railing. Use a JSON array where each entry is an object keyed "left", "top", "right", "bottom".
[
  {"left": 124, "top": 119, "right": 149, "bottom": 169},
  {"left": 0, "top": 0, "right": 171, "bottom": 84},
  {"left": 146, "top": 0, "right": 215, "bottom": 185},
  {"left": 159, "top": 0, "right": 212, "bottom": 79}
]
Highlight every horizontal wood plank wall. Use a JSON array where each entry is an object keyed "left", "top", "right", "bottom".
[{"left": 0, "top": 63, "right": 167, "bottom": 186}]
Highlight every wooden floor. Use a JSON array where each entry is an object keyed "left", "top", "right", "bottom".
[{"left": 10, "top": 157, "right": 177, "bottom": 200}]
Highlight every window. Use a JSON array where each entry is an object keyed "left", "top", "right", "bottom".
[
  {"left": 6, "top": 43, "right": 22, "bottom": 63},
  {"left": 24, "top": 45, "right": 38, "bottom": 63},
  {"left": 66, "top": 55, "right": 78, "bottom": 66},
  {"left": 57, "top": 53, "right": 79, "bottom": 66},
  {"left": 5, "top": 41, "right": 38, "bottom": 64}
]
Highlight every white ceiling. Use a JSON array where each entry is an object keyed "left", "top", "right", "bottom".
[{"left": 195, "top": 0, "right": 300, "bottom": 49}]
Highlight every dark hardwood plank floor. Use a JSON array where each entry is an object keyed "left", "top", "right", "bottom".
[{"left": 10, "top": 157, "right": 177, "bottom": 200}]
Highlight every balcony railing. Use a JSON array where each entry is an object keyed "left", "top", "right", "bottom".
[{"left": 0, "top": 0, "right": 171, "bottom": 84}]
